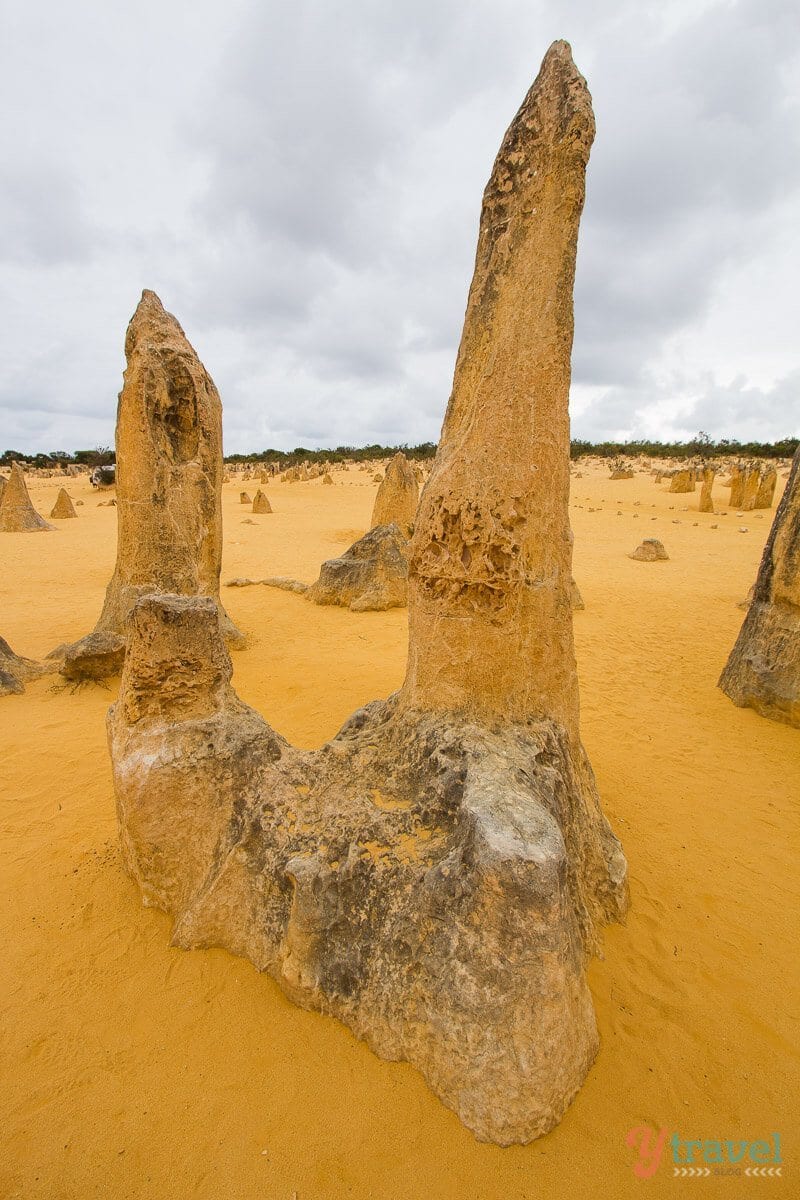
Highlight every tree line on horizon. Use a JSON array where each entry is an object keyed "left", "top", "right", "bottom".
[{"left": 2, "top": 432, "right": 797, "bottom": 470}]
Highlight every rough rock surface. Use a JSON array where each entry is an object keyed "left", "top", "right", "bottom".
[
  {"left": 741, "top": 465, "right": 761, "bottom": 512},
  {"left": 756, "top": 466, "right": 777, "bottom": 510},
  {"left": 307, "top": 524, "right": 409, "bottom": 611},
  {"left": 669, "top": 469, "right": 694, "bottom": 493},
  {"left": 55, "top": 631, "right": 127, "bottom": 682},
  {"left": 370, "top": 452, "right": 419, "bottom": 536},
  {"left": 698, "top": 467, "right": 715, "bottom": 513},
  {"left": 252, "top": 490, "right": 272, "bottom": 514},
  {"left": 109, "top": 43, "right": 627, "bottom": 1146},
  {"left": 630, "top": 539, "right": 669, "bottom": 562},
  {"left": 0, "top": 463, "right": 54, "bottom": 532},
  {"left": 719, "top": 447, "right": 800, "bottom": 727},
  {"left": 239, "top": 491, "right": 252, "bottom": 504},
  {"left": 571, "top": 578, "right": 585, "bottom": 610},
  {"left": 53, "top": 291, "right": 244, "bottom": 678},
  {"left": 0, "top": 636, "right": 51, "bottom": 696},
  {"left": 50, "top": 488, "right": 77, "bottom": 519}
]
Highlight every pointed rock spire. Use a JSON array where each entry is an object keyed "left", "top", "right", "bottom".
[
  {"left": 370, "top": 452, "right": 419, "bottom": 537},
  {"left": 401, "top": 40, "right": 593, "bottom": 735},
  {"left": 52, "top": 289, "right": 244, "bottom": 677},
  {"left": 50, "top": 487, "right": 77, "bottom": 519},
  {"left": 0, "top": 463, "right": 54, "bottom": 532}
]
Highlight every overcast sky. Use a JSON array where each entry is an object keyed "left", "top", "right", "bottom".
[{"left": 1, "top": 0, "right": 798, "bottom": 454}]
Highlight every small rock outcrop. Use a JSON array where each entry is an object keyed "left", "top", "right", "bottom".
[
  {"left": 240, "top": 491, "right": 252, "bottom": 504},
  {"left": 50, "top": 488, "right": 77, "bottom": 519},
  {"left": 252, "top": 490, "right": 272, "bottom": 514},
  {"left": 225, "top": 526, "right": 410, "bottom": 612},
  {"left": 109, "top": 43, "right": 627, "bottom": 1146},
  {"left": 0, "top": 636, "right": 51, "bottom": 696},
  {"left": 226, "top": 576, "right": 309, "bottom": 595},
  {"left": 629, "top": 539, "right": 669, "bottom": 561},
  {"left": 57, "top": 631, "right": 127, "bottom": 682},
  {"left": 307, "top": 524, "right": 409, "bottom": 611},
  {"left": 370, "top": 453, "right": 419, "bottom": 536},
  {"left": 719, "top": 447, "right": 800, "bottom": 727},
  {"left": 50, "top": 291, "right": 244, "bottom": 679},
  {"left": 0, "top": 463, "right": 54, "bottom": 532},
  {"left": 669, "top": 469, "right": 694, "bottom": 493}
]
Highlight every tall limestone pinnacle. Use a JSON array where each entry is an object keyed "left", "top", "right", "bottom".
[
  {"left": 109, "top": 43, "right": 627, "bottom": 1145},
  {"left": 402, "top": 40, "right": 593, "bottom": 737},
  {"left": 100, "top": 290, "right": 240, "bottom": 637},
  {"left": 52, "top": 290, "right": 244, "bottom": 678}
]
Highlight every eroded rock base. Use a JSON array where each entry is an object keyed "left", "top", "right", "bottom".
[{"left": 110, "top": 595, "right": 628, "bottom": 1145}]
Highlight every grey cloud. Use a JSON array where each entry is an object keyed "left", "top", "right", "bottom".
[
  {"left": 575, "top": 367, "right": 800, "bottom": 443},
  {"left": 0, "top": 0, "right": 798, "bottom": 452},
  {"left": 0, "top": 163, "right": 94, "bottom": 267},
  {"left": 682, "top": 369, "right": 800, "bottom": 441},
  {"left": 574, "top": 0, "right": 800, "bottom": 389}
]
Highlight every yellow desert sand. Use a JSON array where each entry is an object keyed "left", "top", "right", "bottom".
[{"left": 1, "top": 462, "right": 798, "bottom": 1199}]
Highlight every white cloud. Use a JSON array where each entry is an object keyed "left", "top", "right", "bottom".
[{"left": 1, "top": 0, "right": 798, "bottom": 453}]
